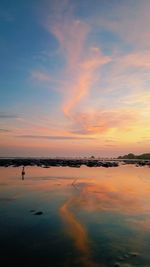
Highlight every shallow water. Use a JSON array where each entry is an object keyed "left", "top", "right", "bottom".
[{"left": 0, "top": 165, "right": 150, "bottom": 267}]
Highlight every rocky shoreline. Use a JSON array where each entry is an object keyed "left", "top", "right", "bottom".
[{"left": 0, "top": 158, "right": 150, "bottom": 168}]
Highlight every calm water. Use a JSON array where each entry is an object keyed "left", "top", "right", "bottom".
[{"left": 0, "top": 165, "right": 150, "bottom": 267}]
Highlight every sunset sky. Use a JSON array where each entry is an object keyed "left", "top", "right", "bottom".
[{"left": 0, "top": 0, "right": 150, "bottom": 157}]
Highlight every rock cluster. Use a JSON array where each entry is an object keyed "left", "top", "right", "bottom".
[{"left": 0, "top": 158, "right": 119, "bottom": 168}]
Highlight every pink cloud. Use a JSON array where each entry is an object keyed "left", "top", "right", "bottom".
[
  {"left": 46, "top": 2, "right": 111, "bottom": 118},
  {"left": 113, "top": 51, "right": 150, "bottom": 69},
  {"left": 96, "top": 0, "right": 150, "bottom": 49},
  {"left": 63, "top": 48, "right": 110, "bottom": 117}
]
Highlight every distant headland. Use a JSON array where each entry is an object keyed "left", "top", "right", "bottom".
[{"left": 118, "top": 153, "right": 150, "bottom": 160}]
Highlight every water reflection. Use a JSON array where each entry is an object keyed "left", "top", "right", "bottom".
[
  {"left": 0, "top": 165, "right": 150, "bottom": 266},
  {"left": 60, "top": 179, "right": 102, "bottom": 266}
]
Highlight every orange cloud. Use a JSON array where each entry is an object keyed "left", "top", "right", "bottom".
[
  {"left": 63, "top": 48, "right": 110, "bottom": 117},
  {"left": 47, "top": 2, "right": 111, "bottom": 119},
  {"left": 70, "top": 109, "right": 138, "bottom": 135},
  {"left": 28, "top": 0, "right": 149, "bottom": 154}
]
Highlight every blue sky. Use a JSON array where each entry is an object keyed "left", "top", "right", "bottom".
[{"left": 0, "top": 0, "right": 150, "bottom": 157}]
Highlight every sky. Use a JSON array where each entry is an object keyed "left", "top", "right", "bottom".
[{"left": 0, "top": 0, "right": 150, "bottom": 157}]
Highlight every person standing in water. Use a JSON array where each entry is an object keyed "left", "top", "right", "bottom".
[{"left": 22, "top": 166, "right": 25, "bottom": 180}]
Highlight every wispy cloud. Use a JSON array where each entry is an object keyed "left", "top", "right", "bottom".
[
  {"left": 0, "top": 129, "right": 11, "bottom": 132},
  {"left": 43, "top": 0, "right": 150, "bottom": 143},
  {"left": 0, "top": 112, "right": 18, "bottom": 119},
  {"left": 70, "top": 109, "right": 138, "bottom": 135},
  {"left": 47, "top": 0, "right": 89, "bottom": 70},
  {"left": 16, "top": 135, "right": 94, "bottom": 140},
  {"left": 119, "top": 51, "right": 150, "bottom": 68},
  {"left": 46, "top": 1, "right": 111, "bottom": 119},
  {"left": 63, "top": 47, "right": 110, "bottom": 117},
  {"left": 96, "top": 0, "right": 150, "bottom": 49}
]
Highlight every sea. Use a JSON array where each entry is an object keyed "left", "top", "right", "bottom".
[{"left": 0, "top": 164, "right": 150, "bottom": 267}]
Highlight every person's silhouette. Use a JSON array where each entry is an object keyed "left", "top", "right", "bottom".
[{"left": 22, "top": 166, "right": 25, "bottom": 180}]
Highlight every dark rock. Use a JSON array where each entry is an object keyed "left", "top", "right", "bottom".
[
  {"left": 34, "top": 211, "right": 43, "bottom": 215},
  {"left": 113, "top": 262, "right": 121, "bottom": 267},
  {"left": 129, "top": 252, "right": 139, "bottom": 257},
  {"left": 120, "top": 264, "right": 133, "bottom": 267},
  {"left": 118, "top": 256, "right": 124, "bottom": 261},
  {"left": 2, "top": 157, "right": 150, "bottom": 168},
  {"left": 124, "top": 254, "right": 129, "bottom": 258}
]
